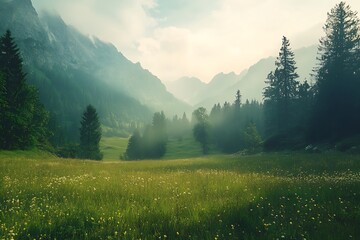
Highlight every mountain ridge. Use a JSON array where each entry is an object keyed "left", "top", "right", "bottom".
[{"left": 167, "top": 45, "right": 318, "bottom": 109}]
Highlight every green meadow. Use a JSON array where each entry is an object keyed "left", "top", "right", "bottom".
[
  {"left": 1, "top": 139, "right": 360, "bottom": 239},
  {"left": 100, "top": 137, "right": 129, "bottom": 160}
]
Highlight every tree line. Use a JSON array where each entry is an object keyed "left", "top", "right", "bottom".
[
  {"left": 263, "top": 2, "right": 360, "bottom": 151},
  {"left": 125, "top": 2, "right": 360, "bottom": 158},
  {"left": 2, "top": 2, "right": 360, "bottom": 160}
]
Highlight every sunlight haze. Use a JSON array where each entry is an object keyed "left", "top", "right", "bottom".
[{"left": 32, "top": 0, "right": 360, "bottom": 82}]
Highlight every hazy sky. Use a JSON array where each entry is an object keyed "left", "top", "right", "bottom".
[{"left": 32, "top": 0, "right": 360, "bottom": 82}]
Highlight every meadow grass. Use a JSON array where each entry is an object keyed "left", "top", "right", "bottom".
[
  {"left": 1, "top": 151, "right": 360, "bottom": 239},
  {"left": 100, "top": 137, "right": 129, "bottom": 160}
]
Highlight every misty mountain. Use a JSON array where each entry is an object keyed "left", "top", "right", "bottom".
[
  {"left": 166, "top": 71, "right": 246, "bottom": 106},
  {"left": 165, "top": 77, "right": 206, "bottom": 104},
  {"left": 0, "top": 0, "right": 189, "bottom": 142},
  {"left": 169, "top": 45, "right": 318, "bottom": 109}
]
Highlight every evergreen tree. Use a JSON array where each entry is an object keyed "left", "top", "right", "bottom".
[
  {"left": 311, "top": 2, "right": 360, "bottom": 141},
  {"left": 234, "top": 90, "right": 242, "bottom": 115},
  {"left": 124, "top": 130, "right": 142, "bottom": 160},
  {"left": 125, "top": 111, "right": 168, "bottom": 160},
  {"left": 0, "top": 30, "right": 49, "bottom": 149},
  {"left": 150, "top": 111, "right": 167, "bottom": 158},
  {"left": 79, "top": 105, "right": 102, "bottom": 160},
  {"left": 263, "top": 36, "right": 299, "bottom": 137}
]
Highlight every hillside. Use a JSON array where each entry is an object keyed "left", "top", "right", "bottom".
[{"left": 0, "top": 0, "right": 189, "bottom": 143}]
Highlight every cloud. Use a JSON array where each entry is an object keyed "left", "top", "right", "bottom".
[
  {"left": 32, "top": 0, "right": 157, "bottom": 53},
  {"left": 32, "top": 0, "right": 360, "bottom": 83}
]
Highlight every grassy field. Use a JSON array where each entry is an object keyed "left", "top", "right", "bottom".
[
  {"left": 100, "top": 137, "right": 129, "bottom": 160},
  {"left": 100, "top": 136, "right": 219, "bottom": 160},
  {"left": 1, "top": 151, "right": 360, "bottom": 239}
]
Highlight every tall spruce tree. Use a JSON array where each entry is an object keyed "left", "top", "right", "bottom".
[
  {"left": 311, "top": 2, "right": 360, "bottom": 141},
  {"left": 264, "top": 36, "right": 299, "bottom": 137},
  {"left": 0, "top": 30, "right": 49, "bottom": 149},
  {"left": 79, "top": 105, "right": 102, "bottom": 160}
]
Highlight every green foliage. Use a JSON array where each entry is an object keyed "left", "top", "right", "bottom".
[
  {"left": 0, "top": 30, "right": 49, "bottom": 150},
  {"left": 167, "top": 112, "right": 190, "bottom": 140},
  {"left": 192, "top": 107, "right": 210, "bottom": 154},
  {"left": 310, "top": 2, "right": 360, "bottom": 141},
  {"left": 1, "top": 152, "right": 360, "bottom": 239},
  {"left": 209, "top": 96, "right": 264, "bottom": 154},
  {"left": 124, "top": 112, "right": 168, "bottom": 160},
  {"left": 263, "top": 36, "right": 299, "bottom": 137},
  {"left": 243, "top": 122, "right": 263, "bottom": 154},
  {"left": 124, "top": 130, "right": 142, "bottom": 160},
  {"left": 79, "top": 105, "right": 103, "bottom": 160}
]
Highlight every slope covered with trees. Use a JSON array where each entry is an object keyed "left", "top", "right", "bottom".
[{"left": 0, "top": 0, "right": 189, "bottom": 146}]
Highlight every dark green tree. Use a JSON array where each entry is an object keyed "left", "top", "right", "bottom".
[
  {"left": 192, "top": 107, "right": 210, "bottom": 154},
  {"left": 264, "top": 36, "right": 299, "bottom": 137},
  {"left": 311, "top": 2, "right": 360, "bottom": 141},
  {"left": 243, "top": 122, "right": 263, "bottom": 154},
  {"left": 125, "top": 111, "right": 168, "bottom": 160},
  {"left": 79, "top": 105, "right": 103, "bottom": 160},
  {"left": 234, "top": 90, "right": 242, "bottom": 115},
  {"left": 124, "top": 130, "right": 142, "bottom": 160},
  {"left": 150, "top": 111, "right": 167, "bottom": 158},
  {"left": 0, "top": 30, "right": 49, "bottom": 149}
]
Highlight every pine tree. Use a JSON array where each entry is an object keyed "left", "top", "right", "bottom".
[
  {"left": 311, "top": 2, "right": 360, "bottom": 141},
  {"left": 79, "top": 105, "right": 102, "bottom": 160},
  {"left": 151, "top": 111, "right": 167, "bottom": 158},
  {"left": 124, "top": 130, "right": 142, "bottom": 160},
  {"left": 234, "top": 90, "right": 242, "bottom": 114},
  {"left": 0, "top": 30, "right": 49, "bottom": 149},
  {"left": 263, "top": 36, "right": 299, "bottom": 137}
]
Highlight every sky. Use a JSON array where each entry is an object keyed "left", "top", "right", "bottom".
[{"left": 32, "top": 0, "right": 360, "bottom": 83}]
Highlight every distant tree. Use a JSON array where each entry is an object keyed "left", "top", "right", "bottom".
[
  {"left": 243, "top": 122, "right": 263, "bottom": 154},
  {"left": 182, "top": 112, "right": 189, "bottom": 125},
  {"left": 0, "top": 30, "right": 49, "bottom": 149},
  {"left": 310, "top": 2, "right": 360, "bottom": 141},
  {"left": 192, "top": 107, "right": 210, "bottom": 154},
  {"left": 234, "top": 90, "right": 242, "bottom": 116},
  {"left": 79, "top": 105, "right": 102, "bottom": 160},
  {"left": 150, "top": 111, "right": 167, "bottom": 158},
  {"left": 124, "top": 130, "right": 142, "bottom": 160},
  {"left": 168, "top": 112, "right": 191, "bottom": 140},
  {"left": 125, "top": 111, "right": 168, "bottom": 160}
]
